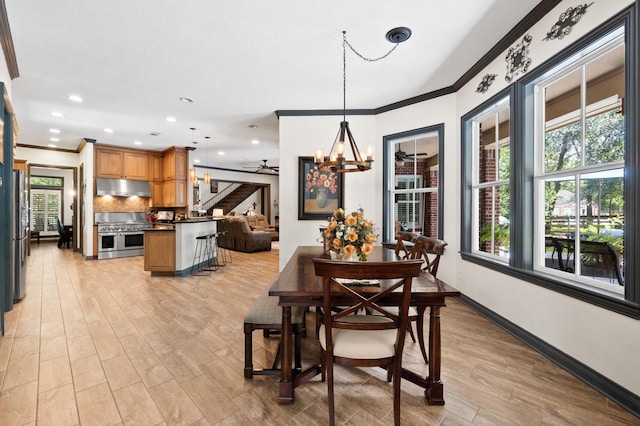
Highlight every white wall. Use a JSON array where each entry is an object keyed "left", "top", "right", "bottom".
[
  {"left": 278, "top": 115, "right": 376, "bottom": 269},
  {"left": 277, "top": 0, "right": 640, "bottom": 399}
]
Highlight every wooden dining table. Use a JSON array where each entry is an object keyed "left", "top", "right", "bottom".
[{"left": 269, "top": 246, "right": 461, "bottom": 405}]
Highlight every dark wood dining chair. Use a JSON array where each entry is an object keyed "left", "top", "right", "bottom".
[
  {"left": 408, "top": 236, "right": 447, "bottom": 364},
  {"left": 312, "top": 258, "right": 423, "bottom": 426},
  {"left": 394, "top": 230, "right": 418, "bottom": 260}
]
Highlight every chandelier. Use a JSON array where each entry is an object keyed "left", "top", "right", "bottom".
[{"left": 314, "top": 28, "right": 411, "bottom": 173}]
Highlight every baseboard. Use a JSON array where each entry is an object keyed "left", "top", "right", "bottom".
[{"left": 460, "top": 294, "right": 640, "bottom": 418}]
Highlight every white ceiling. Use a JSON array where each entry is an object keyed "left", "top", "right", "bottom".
[{"left": 5, "top": 0, "right": 542, "bottom": 170}]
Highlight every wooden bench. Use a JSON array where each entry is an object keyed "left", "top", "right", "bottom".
[{"left": 244, "top": 288, "right": 305, "bottom": 378}]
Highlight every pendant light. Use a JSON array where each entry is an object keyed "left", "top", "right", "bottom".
[
  {"left": 204, "top": 136, "right": 211, "bottom": 185},
  {"left": 189, "top": 128, "right": 199, "bottom": 187},
  {"left": 314, "top": 28, "right": 411, "bottom": 173}
]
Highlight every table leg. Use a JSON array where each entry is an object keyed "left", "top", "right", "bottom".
[
  {"left": 278, "top": 305, "right": 294, "bottom": 404},
  {"left": 416, "top": 305, "right": 428, "bottom": 364},
  {"left": 425, "top": 306, "right": 445, "bottom": 405}
]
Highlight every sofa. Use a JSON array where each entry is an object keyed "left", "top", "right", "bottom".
[
  {"left": 246, "top": 214, "right": 279, "bottom": 241},
  {"left": 217, "top": 216, "right": 272, "bottom": 253}
]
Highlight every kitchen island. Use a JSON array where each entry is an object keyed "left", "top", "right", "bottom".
[{"left": 144, "top": 218, "right": 221, "bottom": 276}]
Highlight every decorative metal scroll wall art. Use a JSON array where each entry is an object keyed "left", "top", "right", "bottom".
[
  {"left": 476, "top": 73, "right": 497, "bottom": 94},
  {"left": 505, "top": 34, "right": 532, "bottom": 83},
  {"left": 543, "top": 2, "right": 594, "bottom": 41}
]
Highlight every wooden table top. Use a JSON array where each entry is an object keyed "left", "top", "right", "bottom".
[{"left": 269, "top": 246, "right": 460, "bottom": 301}]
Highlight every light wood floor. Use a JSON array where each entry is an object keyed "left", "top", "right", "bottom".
[{"left": 0, "top": 241, "right": 637, "bottom": 425}]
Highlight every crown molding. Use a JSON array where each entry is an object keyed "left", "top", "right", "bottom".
[
  {"left": 0, "top": 0, "right": 19, "bottom": 79},
  {"left": 276, "top": 0, "right": 564, "bottom": 118}
]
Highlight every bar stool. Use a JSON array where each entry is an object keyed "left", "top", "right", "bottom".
[
  {"left": 192, "top": 234, "right": 217, "bottom": 275},
  {"left": 214, "top": 231, "right": 232, "bottom": 266}
]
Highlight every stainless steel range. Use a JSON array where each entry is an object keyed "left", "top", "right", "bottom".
[{"left": 95, "top": 212, "right": 153, "bottom": 259}]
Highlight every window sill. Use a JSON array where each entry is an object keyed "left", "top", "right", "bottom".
[{"left": 460, "top": 252, "right": 640, "bottom": 319}]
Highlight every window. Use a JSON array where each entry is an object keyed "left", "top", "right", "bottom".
[
  {"left": 471, "top": 97, "right": 511, "bottom": 260},
  {"left": 383, "top": 124, "right": 443, "bottom": 243},
  {"left": 461, "top": 9, "right": 639, "bottom": 317},
  {"left": 30, "top": 175, "right": 64, "bottom": 236},
  {"left": 534, "top": 33, "right": 625, "bottom": 293}
]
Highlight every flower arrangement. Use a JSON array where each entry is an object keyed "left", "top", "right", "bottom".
[{"left": 323, "top": 208, "right": 377, "bottom": 261}]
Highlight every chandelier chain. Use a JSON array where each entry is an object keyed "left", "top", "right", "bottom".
[
  {"left": 343, "top": 33, "right": 401, "bottom": 63},
  {"left": 342, "top": 31, "right": 401, "bottom": 119}
]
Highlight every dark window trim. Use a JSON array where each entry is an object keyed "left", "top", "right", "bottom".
[
  {"left": 382, "top": 123, "right": 444, "bottom": 244},
  {"left": 460, "top": 5, "right": 639, "bottom": 319}
]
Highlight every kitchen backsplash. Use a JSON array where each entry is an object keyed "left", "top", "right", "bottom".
[{"left": 94, "top": 196, "right": 149, "bottom": 213}]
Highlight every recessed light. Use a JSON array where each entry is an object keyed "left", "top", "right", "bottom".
[
  {"left": 217, "top": 151, "right": 224, "bottom": 156},
  {"left": 251, "top": 139, "right": 259, "bottom": 145},
  {"left": 49, "top": 128, "right": 61, "bottom": 133},
  {"left": 166, "top": 116, "right": 176, "bottom": 122},
  {"left": 179, "top": 97, "right": 193, "bottom": 103},
  {"left": 68, "top": 94, "right": 83, "bottom": 102},
  {"left": 104, "top": 128, "right": 114, "bottom": 133},
  {"left": 134, "top": 141, "right": 142, "bottom": 145},
  {"left": 194, "top": 159, "right": 201, "bottom": 163},
  {"left": 48, "top": 144, "right": 57, "bottom": 148},
  {"left": 49, "top": 137, "right": 59, "bottom": 142},
  {"left": 248, "top": 124, "right": 258, "bottom": 128},
  {"left": 149, "top": 132, "right": 161, "bottom": 136},
  {"left": 51, "top": 112, "right": 64, "bottom": 117}
]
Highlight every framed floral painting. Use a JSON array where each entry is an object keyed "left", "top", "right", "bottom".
[{"left": 298, "top": 156, "right": 344, "bottom": 220}]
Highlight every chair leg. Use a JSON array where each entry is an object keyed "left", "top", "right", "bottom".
[
  {"left": 244, "top": 325, "right": 253, "bottom": 379},
  {"left": 326, "top": 356, "right": 335, "bottom": 426},
  {"left": 407, "top": 322, "right": 416, "bottom": 343},
  {"left": 392, "top": 360, "right": 402, "bottom": 426},
  {"left": 416, "top": 307, "right": 429, "bottom": 364}
]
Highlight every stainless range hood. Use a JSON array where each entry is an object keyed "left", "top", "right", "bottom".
[{"left": 96, "top": 178, "right": 152, "bottom": 197}]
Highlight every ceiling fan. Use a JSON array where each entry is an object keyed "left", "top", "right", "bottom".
[
  {"left": 244, "top": 160, "right": 279, "bottom": 173},
  {"left": 395, "top": 146, "right": 428, "bottom": 165}
]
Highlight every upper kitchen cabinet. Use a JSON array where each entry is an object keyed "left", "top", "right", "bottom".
[
  {"left": 162, "top": 147, "right": 187, "bottom": 180},
  {"left": 148, "top": 154, "right": 164, "bottom": 182},
  {"left": 95, "top": 146, "right": 148, "bottom": 180}
]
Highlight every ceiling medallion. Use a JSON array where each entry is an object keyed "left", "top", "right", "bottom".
[
  {"left": 544, "top": 2, "right": 594, "bottom": 41},
  {"left": 476, "top": 73, "right": 497, "bottom": 94},
  {"left": 505, "top": 34, "right": 532, "bottom": 83}
]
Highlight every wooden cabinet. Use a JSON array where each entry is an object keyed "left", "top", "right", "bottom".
[
  {"left": 161, "top": 147, "right": 188, "bottom": 207},
  {"left": 162, "top": 147, "right": 187, "bottom": 180},
  {"left": 163, "top": 179, "right": 186, "bottom": 207},
  {"left": 95, "top": 146, "right": 149, "bottom": 180},
  {"left": 148, "top": 154, "right": 164, "bottom": 181},
  {"left": 95, "top": 147, "right": 124, "bottom": 179},
  {"left": 150, "top": 181, "right": 164, "bottom": 207},
  {"left": 144, "top": 230, "right": 176, "bottom": 274},
  {"left": 123, "top": 152, "right": 148, "bottom": 179}
]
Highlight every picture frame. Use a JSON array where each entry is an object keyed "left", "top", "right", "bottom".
[
  {"left": 298, "top": 156, "right": 344, "bottom": 220},
  {"left": 210, "top": 180, "right": 218, "bottom": 193}
]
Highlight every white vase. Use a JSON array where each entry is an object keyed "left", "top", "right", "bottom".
[{"left": 330, "top": 250, "right": 359, "bottom": 261}]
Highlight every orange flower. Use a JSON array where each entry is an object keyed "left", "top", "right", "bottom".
[
  {"left": 363, "top": 220, "right": 373, "bottom": 229},
  {"left": 324, "top": 229, "right": 332, "bottom": 238},
  {"left": 346, "top": 230, "right": 358, "bottom": 242},
  {"left": 327, "top": 220, "right": 337, "bottom": 231},
  {"left": 334, "top": 208, "right": 344, "bottom": 218},
  {"left": 344, "top": 215, "right": 357, "bottom": 226},
  {"left": 343, "top": 244, "right": 357, "bottom": 256},
  {"left": 362, "top": 243, "right": 374, "bottom": 255},
  {"left": 366, "top": 234, "right": 376, "bottom": 243},
  {"left": 332, "top": 239, "right": 343, "bottom": 250}
]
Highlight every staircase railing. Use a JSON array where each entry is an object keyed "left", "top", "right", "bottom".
[{"left": 201, "top": 182, "right": 241, "bottom": 211}]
